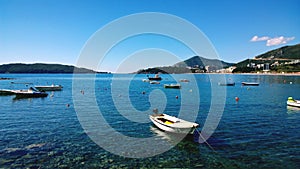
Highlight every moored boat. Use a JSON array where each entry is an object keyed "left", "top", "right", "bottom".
[
  {"left": 242, "top": 82, "right": 259, "bottom": 86},
  {"left": 218, "top": 82, "right": 235, "bottom": 86},
  {"left": 164, "top": 84, "right": 181, "bottom": 89},
  {"left": 149, "top": 113, "right": 199, "bottom": 134},
  {"left": 13, "top": 87, "right": 48, "bottom": 98},
  {"left": 148, "top": 74, "right": 162, "bottom": 81},
  {"left": 34, "top": 84, "right": 63, "bottom": 91},
  {"left": 287, "top": 97, "right": 300, "bottom": 108}
]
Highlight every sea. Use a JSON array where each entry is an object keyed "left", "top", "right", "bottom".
[{"left": 0, "top": 73, "right": 299, "bottom": 168}]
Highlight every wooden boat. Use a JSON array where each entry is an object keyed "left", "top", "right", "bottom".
[
  {"left": 34, "top": 84, "right": 63, "bottom": 91},
  {"left": 13, "top": 87, "right": 48, "bottom": 98},
  {"left": 218, "top": 82, "right": 235, "bottom": 86},
  {"left": 164, "top": 84, "right": 181, "bottom": 89},
  {"left": 149, "top": 113, "right": 199, "bottom": 134},
  {"left": 287, "top": 97, "right": 300, "bottom": 108},
  {"left": 242, "top": 82, "right": 259, "bottom": 86},
  {"left": 148, "top": 74, "right": 162, "bottom": 81}
]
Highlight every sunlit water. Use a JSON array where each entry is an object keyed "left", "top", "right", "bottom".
[{"left": 0, "top": 74, "right": 299, "bottom": 168}]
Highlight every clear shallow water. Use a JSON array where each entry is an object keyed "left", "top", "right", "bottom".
[{"left": 0, "top": 74, "right": 299, "bottom": 168}]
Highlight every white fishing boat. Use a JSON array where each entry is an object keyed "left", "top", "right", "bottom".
[
  {"left": 287, "top": 97, "right": 300, "bottom": 108},
  {"left": 149, "top": 113, "right": 199, "bottom": 134},
  {"left": 34, "top": 84, "right": 63, "bottom": 91}
]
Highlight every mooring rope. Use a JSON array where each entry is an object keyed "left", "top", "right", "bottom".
[{"left": 194, "top": 127, "right": 229, "bottom": 168}]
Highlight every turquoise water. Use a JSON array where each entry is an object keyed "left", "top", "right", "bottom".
[{"left": 0, "top": 74, "right": 300, "bottom": 168}]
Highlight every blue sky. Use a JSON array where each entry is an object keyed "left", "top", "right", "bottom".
[{"left": 1, "top": 0, "right": 299, "bottom": 72}]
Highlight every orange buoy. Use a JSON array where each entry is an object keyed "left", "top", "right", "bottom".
[{"left": 235, "top": 97, "right": 239, "bottom": 102}]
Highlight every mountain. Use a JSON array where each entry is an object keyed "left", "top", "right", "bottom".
[
  {"left": 174, "top": 56, "right": 234, "bottom": 70},
  {"left": 137, "top": 56, "right": 234, "bottom": 74},
  {"left": 0, "top": 63, "right": 109, "bottom": 74},
  {"left": 233, "top": 43, "right": 300, "bottom": 73},
  {"left": 255, "top": 44, "right": 300, "bottom": 59}
]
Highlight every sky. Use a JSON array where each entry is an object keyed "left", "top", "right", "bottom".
[{"left": 1, "top": 0, "right": 299, "bottom": 73}]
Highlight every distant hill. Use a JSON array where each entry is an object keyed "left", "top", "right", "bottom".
[
  {"left": 255, "top": 44, "right": 300, "bottom": 59},
  {"left": 233, "top": 43, "right": 300, "bottom": 73},
  {"left": 137, "top": 56, "right": 234, "bottom": 74},
  {"left": 174, "top": 56, "right": 234, "bottom": 69},
  {"left": 0, "top": 63, "right": 109, "bottom": 74}
]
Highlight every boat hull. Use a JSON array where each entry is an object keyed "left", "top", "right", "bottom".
[
  {"left": 149, "top": 115, "right": 197, "bottom": 134},
  {"left": 242, "top": 82, "right": 259, "bottom": 86},
  {"left": 287, "top": 101, "right": 300, "bottom": 108}
]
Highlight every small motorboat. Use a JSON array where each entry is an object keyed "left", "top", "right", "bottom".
[
  {"left": 13, "top": 87, "right": 48, "bottom": 98},
  {"left": 148, "top": 74, "right": 162, "bottom": 81},
  {"left": 287, "top": 97, "right": 300, "bottom": 108},
  {"left": 242, "top": 82, "right": 259, "bottom": 86},
  {"left": 218, "top": 82, "right": 235, "bottom": 86},
  {"left": 142, "top": 79, "right": 150, "bottom": 82},
  {"left": 164, "top": 84, "right": 181, "bottom": 89},
  {"left": 150, "top": 81, "right": 160, "bottom": 84},
  {"left": 149, "top": 113, "right": 199, "bottom": 134},
  {"left": 34, "top": 84, "right": 63, "bottom": 91}
]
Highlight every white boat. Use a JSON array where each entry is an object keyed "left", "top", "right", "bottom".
[
  {"left": 149, "top": 113, "right": 199, "bottom": 134},
  {"left": 150, "top": 81, "right": 160, "bottom": 84},
  {"left": 34, "top": 84, "right": 63, "bottom": 91},
  {"left": 242, "top": 82, "right": 259, "bottom": 86},
  {"left": 13, "top": 87, "right": 48, "bottom": 98},
  {"left": 164, "top": 84, "right": 181, "bottom": 89},
  {"left": 287, "top": 97, "right": 300, "bottom": 108}
]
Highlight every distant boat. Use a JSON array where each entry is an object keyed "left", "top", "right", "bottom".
[
  {"left": 150, "top": 81, "right": 160, "bottom": 84},
  {"left": 148, "top": 74, "right": 162, "bottom": 81},
  {"left": 242, "top": 82, "right": 259, "bottom": 86},
  {"left": 34, "top": 84, "right": 63, "bottom": 91},
  {"left": 142, "top": 79, "right": 150, "bottom": 82},
  {"left": 287, "top": 97, "right": 300, "bottom": 108},
  {"left": 164, "top": 84, "right": 181, "bottom": 89},
  {"left": 218, "top": 82, "right": 235, "bottom": 86},
  {"left": 180, "top": 79, "right": 190, "bottom": 82},
  {"left": 13, "top": 87, "right": 48, "bottom": 98},
  {"left": 149, "top": 113, "right": 199, "bottom": 134}
]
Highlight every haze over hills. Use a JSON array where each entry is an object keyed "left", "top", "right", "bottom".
[{"left": 0, "top": 63, "right": 109, "bottom": 74}]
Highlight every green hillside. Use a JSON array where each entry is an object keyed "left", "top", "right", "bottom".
[
  {"left": 233, "top": 43, "right": 300, "bottom": 73},
  {"left": 255, "top": 44, "right": 300, "bottom": 59}
]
